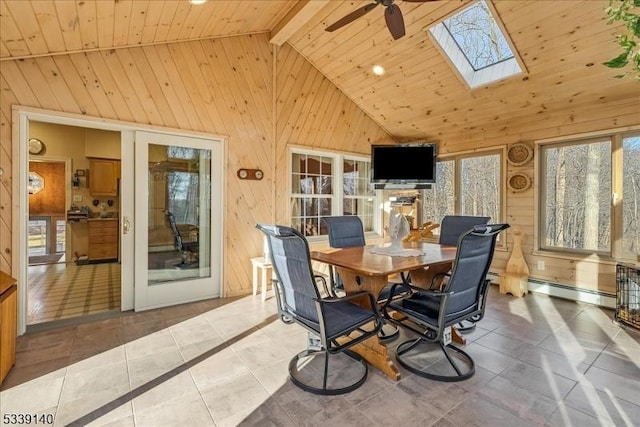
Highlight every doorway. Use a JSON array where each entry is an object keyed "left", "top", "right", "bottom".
[
  {"left": 14, "top": 108, "right": 225, "bottom": 334},
  {"left": 26, "top": 122, "right": 122, "bottom": 326}
]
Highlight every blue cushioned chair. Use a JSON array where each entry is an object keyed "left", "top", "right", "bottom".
[
  {"left": 381, "top": 223, "right": 509, "bottom": 382},
  {"left": 256, "top": 224, "right": 383, "bottom": 395},
  {"left": 438, "top": 215, "right": 491, "bottom": 332}
]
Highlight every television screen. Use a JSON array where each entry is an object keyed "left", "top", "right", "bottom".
[{"left": 371, "top": 144, "right": 437, "bottom": 185}]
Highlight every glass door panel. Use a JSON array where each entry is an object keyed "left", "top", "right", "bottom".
[{"left": 134, "top": 131, "right": 223, "bottom": 310}]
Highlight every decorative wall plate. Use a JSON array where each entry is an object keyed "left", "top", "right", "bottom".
[
  {"left": 508, "top": 172, "right": 532, "bottom": 192},
  {"left": 507, "top": 143, "right": 533, "bottom": 166}
]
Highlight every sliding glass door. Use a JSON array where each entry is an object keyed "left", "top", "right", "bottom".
[{"left": 133, "top": 131, "right": 223, "bottom": 311}]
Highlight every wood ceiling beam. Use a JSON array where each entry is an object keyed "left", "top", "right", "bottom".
[{"left": 269, "top": 0, "right": 331, "bottom": 46}]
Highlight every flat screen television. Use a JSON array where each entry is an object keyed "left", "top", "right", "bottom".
[{"left": 371, "top": 143, "right": 437, "bottom": 188}]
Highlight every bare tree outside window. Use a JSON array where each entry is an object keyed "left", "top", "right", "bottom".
[
  {"left": 623, "top": 135, "right": 640, "bottom": 256},
  {"left": 442, "top": 0, "right": 514, "bottom": 71},
  {"left": 543, "top": 140, "right": 614, "bottom": 253},
  {"left": 422, "top": 160, "right": 455, "bottom": 231},
  {"left": 422, "top": 153, "right": 501, "bottom": 229}
]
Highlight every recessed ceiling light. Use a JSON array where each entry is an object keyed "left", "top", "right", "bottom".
[
  {"left": 372, "top": 65, "right": 385, "bottom": 76},
  {"left": 189, "top": 0, "right": 207, "bottom": 5}
]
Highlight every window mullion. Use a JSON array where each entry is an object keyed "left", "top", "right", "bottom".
[
  {"left": 334, "top": 154, "right": 343, "bottom": 216},
  {"left": 611, "top": 134, "right": 624, "bottom": 259}
]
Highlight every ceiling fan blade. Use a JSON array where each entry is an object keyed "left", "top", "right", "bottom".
[
  {"left": 401, "top": 0, "right": 441, "bottom": 2},
  {"left": 325, "top": 2, "right": 379, "bottom": 32},
  {"left": 385, "top": 4, "right": 405, "bottom": 40}
]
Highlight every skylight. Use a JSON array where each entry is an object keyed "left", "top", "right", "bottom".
[{"left": 429, "top": 0, "right": 522, "bottom": 88}]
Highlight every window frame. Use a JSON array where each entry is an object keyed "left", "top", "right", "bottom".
[
  {"left": 534, "top": 126, "right": 640, "bottom": 262},
  {"left": 422, "top": 147, "right": 506, "bottom": 244},
  {"left": 288, "top": 146, "right": 381, "bottom": 241}
]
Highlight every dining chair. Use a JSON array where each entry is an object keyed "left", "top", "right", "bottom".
[
  {"left": 322, "top": 215, "right": 411, "bottom": 341},
  {"left": 438, "top": 215, "right": 491, "bottom": 332},
  {"left": 256, "top": 223, "right": 383, "bottom": 395},
  {"left": 381, "top": 223, "right": 509, "bottom": 382}
]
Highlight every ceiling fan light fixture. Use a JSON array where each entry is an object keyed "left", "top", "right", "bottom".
[{"left": 372, "top": 65, "right": 386, "bottom": 76}]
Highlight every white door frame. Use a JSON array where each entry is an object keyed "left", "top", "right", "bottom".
[{"left": 12, "top": 106, "right": 227, "bottom": 335}]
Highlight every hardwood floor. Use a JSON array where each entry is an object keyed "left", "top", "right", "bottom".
[{"left": 27, "top": 262, "right": 121, "bottom": 325}]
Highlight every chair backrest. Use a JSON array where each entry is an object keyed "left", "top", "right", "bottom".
[
  {"left": 256, "top": 224, "right": 321, "bottom": 327},
  {"left": 323, "top": 216, "right": 366, "bottom": 248},
  {"left": 439, "top": 215, "right": 490, "bottom": 246},
  {"left": 443, "top": 223, "right": 510, "bottom": 319},
  {"left": 164, "top": 210, "right": 184, "bottom": 251}
]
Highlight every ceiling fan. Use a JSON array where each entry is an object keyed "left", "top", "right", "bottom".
[{"left": 325, "top": 0, "right": 439, "bottom": 40}]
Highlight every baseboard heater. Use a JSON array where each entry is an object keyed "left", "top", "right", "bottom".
[{"left": 486, "top": 272, "right": 616, "bottom": 309}]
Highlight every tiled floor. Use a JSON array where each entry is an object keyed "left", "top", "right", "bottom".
[
  {"left": 1, "top": 286, "right": 639, "bottom": 426},
  {"left": 28, "top": 262, "right": 121, "bottom": 325}
]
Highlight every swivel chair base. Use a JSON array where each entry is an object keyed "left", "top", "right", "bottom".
[
  {"left": 395, "top": 338, "right": 475, "bottom": 382},
  {"left": 288, "top": 349, "right": 368, "bottom": 395}
]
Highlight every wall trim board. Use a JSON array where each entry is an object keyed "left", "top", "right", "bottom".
[{"left": 487, "top": 272, "right": 616, "bottom": 309}]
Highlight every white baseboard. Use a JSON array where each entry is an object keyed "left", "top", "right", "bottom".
[{"left": 487, "top": 273, "right": 616, "bottom": 309}]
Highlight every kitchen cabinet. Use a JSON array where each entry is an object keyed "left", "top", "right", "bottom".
[
  {"left": 0, "top": 272, "right": 17, "bottom": 385},
  {"left": 89, "top": 159, "right": 119, "bottom": 196},
  {"left": 88, "top": 219, "right": 118, "bottom": 261}
]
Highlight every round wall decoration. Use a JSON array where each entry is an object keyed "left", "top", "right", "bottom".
[
  {"left": 507, "top": 143, "right": 533, "bottom": 166},
  {"left": 508, "top": 172, "right": 532, "bottom": 192}
]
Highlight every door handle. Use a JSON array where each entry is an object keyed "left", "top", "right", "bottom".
[{"left": 123, "top": 216, "right": 130, "bottom": 234}]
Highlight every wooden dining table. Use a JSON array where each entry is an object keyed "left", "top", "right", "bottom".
[{"left": 311, "top": 241, "right": 457, "bottom": 380}]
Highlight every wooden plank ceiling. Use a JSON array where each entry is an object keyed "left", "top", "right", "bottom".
[{"left": 1, "top": 0, "right": 638, "bottom": 147}]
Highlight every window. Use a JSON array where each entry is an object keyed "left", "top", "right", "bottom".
[
  {"left": 290, "top": 148, "right": 376, "bottom": 237},
  {"left": 428, "top": 0, "right": 523, "bottom": 88},
  {"left": 539, "top": 131, "right": 639, "bottom": 259},
  {"left": 422, "top": 150, "right": 503, "bottom": 234}
]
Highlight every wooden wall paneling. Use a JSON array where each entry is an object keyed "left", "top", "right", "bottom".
[
  {"left": 179, "top": 42, "right": 228, "bottom": 131},
  {"left": 117, "top": 47, "right": 178, "bottom": 128},
  {"left": 0, "top": 60, "right": 40, "bottom": 107},
  {"left": 220, "top": 36, "right": 273, "bottom": 140},
  {"left": 151, "top": 43, "right": 202, "bottom": 130},
  {"left": 85, "top": 52, "right": 136, "bottom": 122},
  {"left": 51, "top": 55, "right": 100, "bottom": 117},
  {"left": 128, "top": 0, "right": 150, "bottom": 47},
  {"left": 32, "top": 56, "right": 81, "bottom": 113},
  {"left": 167, "top": 44, "right": 216, "bottom": 132},
  {"left": 275, "top": 49, "right": 308, "bottom": 138},
  {"left": 95, "top": 0, "right": 115, "bottom": 49},
  {"left": 100, "top": 50, "right": 151, "bottom": 125},
  {"left": 68, "top": 53, "right": 118, "bottom": 119},
  {"left": 112, "top": 48, "right": 171, "bottom": 124},
  {"left": 13, "top": 59, "right": 61, "bottom": 112}
]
